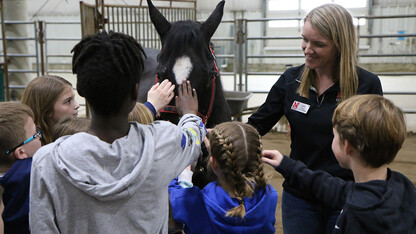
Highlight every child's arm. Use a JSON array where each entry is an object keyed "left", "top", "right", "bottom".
[
  {"left": 174, "top": 81, "right": 206, "bottom": 173},
  {"left": 29, "top": 163, "right": 60, "bottom": 233},
  {"left": 178, "top": 166, "right": 194, "bottom": 188},
  {"left": 154, "top": 81, "right": 206, "bottom": 179},
  {"left": 175, "top": 80, "right": 198, "bottom": 116},
  {"left": 169, "top": 136, "right": 207, "bottom": 191},
  {"left": 262, "top": 150, "right": 350, "bottom": 209},
  {"left": 146, "top": 79, "right": 175, "bottom": 115}
]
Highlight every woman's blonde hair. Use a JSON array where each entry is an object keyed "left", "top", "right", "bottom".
[
  {"left": 209, "top": 122, "right": 267, "bottom": 218},
  {"left": 298, "top": 4, "right": 358, "bottom": 101},
  {"left": 21, "top": 75, "right": 73, "bottom": 145},
  {"left": 52, "top": 117, "right": 91, "bottom": 141},
  {"left": 128, "top": 103, "right": 154, "bottom": 124}
]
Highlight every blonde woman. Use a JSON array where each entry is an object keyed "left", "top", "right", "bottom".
[{"left": 248, "top": 4, "right": 383, "bottom": 233}]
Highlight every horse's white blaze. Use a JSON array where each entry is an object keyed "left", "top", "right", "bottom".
[{"left": 173, "top": 56, "right": 193, "bottom": 85}]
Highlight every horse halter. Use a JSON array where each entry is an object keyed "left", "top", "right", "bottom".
[{"left": 155, "top": 43, "right": 219, "bottom": 125}]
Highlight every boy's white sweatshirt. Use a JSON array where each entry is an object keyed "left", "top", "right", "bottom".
[{"left": 29, "top": 114, "right": 206, "bottom": 234}]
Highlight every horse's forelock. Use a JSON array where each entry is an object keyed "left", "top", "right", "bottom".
[
  {"left": 157, "top": 20, "right": 215, "bottom": 85},
  {"left": 159, "top": 21, "right": 209, "bottom": 62}
]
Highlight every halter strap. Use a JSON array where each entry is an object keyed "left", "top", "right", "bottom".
[{"left": 209, "top": 42, "right": 219, "bottom": 74}]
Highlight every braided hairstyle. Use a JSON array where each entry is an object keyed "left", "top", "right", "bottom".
[
  {"left": 72, "top": 31, "right": 145, "bottom": 115},
  {"left": 209, "top": 122, "right": 267, "bottom": 218}
]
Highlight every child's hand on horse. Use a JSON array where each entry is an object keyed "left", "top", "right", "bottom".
[
  {"left": 176, "top": 80, "right": 198, "bottom": 116},
  {"left": 147, "top": 79, "right": 175, "bottom": 112}
]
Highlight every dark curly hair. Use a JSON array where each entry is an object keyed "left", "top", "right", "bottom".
[{"left": 72, "top": 31, "right": 145, "bottom": 115}]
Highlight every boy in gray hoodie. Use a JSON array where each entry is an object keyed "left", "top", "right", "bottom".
[{"left": 29, "top": 31, "right": 206, "bottom": 234}]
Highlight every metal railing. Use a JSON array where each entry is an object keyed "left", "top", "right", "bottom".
[
  {"left": 0, "top": 20, "right": 82, "bottom": 107},
  {"left": 221, "top": 14, "right": 416, "bottom": 115},
  {"left": 1, "top": 14, "right": 415, "bottom": 115},
  {"left": 43, "top": 21, "right": 81, "bottom": 74},
  {"left": 241, "top": 14, "right": 416, "bottom": 81}
]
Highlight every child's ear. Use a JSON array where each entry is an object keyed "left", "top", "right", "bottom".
[
  {"left": 344, "top": 139, "right": 354, "bottom": 156},
  {"left": 132, "top": 83, "right": 139, "bottom": 100},
  {"left": 209, "top": 156, "right": 217, "bottom": 171},
  {"left": 14, "top": 148, "right": 29, "bottom": 160}
]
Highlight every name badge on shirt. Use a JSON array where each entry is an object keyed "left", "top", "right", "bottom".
[{"left": 291, "top": 101, "right": 310, "bottom": 114}]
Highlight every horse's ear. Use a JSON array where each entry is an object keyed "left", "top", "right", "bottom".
[
  {"left": 147, "top": 0, "right": 171, "bottom": 40},
  {"left": 201, "top": 0, "right": 225, "bottom": 43}
]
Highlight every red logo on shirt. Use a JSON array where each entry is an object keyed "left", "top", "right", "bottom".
[
  {"left": 336, "top": 92, "right": 341, "bottom": 102},
  {"left": 292, "top": 101, "right": 300, "bottom": 110}
]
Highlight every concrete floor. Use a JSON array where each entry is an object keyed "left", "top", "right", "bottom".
[{"left": 261, "top": 132, "right": 416, "bottom": 234}]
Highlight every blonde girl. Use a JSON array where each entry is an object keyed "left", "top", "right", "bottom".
[
  {"left": 22, "top": 75, "right": 79, "bottom": 145},
  {"left": 169, "top": 122, "right": 278, "bottom": 233}
]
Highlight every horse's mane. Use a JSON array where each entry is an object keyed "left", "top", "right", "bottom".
[{"left": 157, "top": 20, "right": 216, "bottom": 76}]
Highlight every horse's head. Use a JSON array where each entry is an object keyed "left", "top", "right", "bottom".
[
  {"left": 147, "top": 0, "right": 224, "bottom": 94},
  {"left": 146, "top": 0, "right": 230, "bottom": 127},
  {"left": 146, "top": 0, "right": 230, "bottom": 188}
]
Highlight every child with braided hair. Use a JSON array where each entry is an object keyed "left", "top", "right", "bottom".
[{"left": 169, "top": 122, "right": 278, "bottom": 233}]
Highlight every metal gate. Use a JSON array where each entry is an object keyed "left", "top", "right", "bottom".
[{"left": 80, "top": 0, "right": 196, "bottom": 49}]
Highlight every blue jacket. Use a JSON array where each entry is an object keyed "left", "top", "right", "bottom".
[
  {"left": 0, "top": 157, "right": 32, "bottom": 234},
  {"left": 169, "top": 179, "right": 278, "bottom": 233}
]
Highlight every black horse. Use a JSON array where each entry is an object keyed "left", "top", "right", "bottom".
[{"left": 138, "top": 0, "right": 231, "bottom": 128}]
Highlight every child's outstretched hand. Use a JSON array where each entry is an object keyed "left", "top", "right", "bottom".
[
  {"left": 262, "top": 150, "right": 284, "bottom": 168},
  {"left": 176, "top": 80, "right": 198, "bottom": 116},
  {"left": 147, "top": 79, "right": 175, "bottom": 112}
]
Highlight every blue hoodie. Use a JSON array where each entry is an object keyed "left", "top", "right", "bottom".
[{"left": 169, "top": 179, "right": 278, "bottom": 233}]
